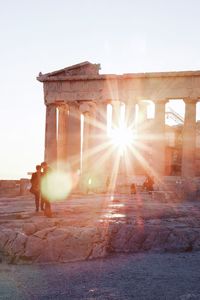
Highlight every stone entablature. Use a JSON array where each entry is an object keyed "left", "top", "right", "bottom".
[{"left": 38, "top": 62, "right": 200, "bottom": 104}]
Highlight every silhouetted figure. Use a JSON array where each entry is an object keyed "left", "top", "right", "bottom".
[
  {"left": 40, "top": 162, "right": 46, "bottom": 211},
  {"left": 30, "top": 165, "right": 41, "bottom": 212},
  {"left": 41, "top": 161, "right": 52, "bottom": 218},
  {"left": 142, "top": 175, "right": 154, "bottom": 193},
  {"left": 130, "top": 182, "right": 136, "bottom": 194}
]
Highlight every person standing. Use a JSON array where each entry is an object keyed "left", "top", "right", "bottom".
[
  {"left": 142, "top": 175, "right": 154, "bottom": 193},
  {"left": 30, "top": 165, "right": 42, "bottom": 212},
  {"left": 130, "top": 182, "right": 136, "bottom": 194},
  {"left": 41, "top": 162, "right": 52, "bottom": 217}
]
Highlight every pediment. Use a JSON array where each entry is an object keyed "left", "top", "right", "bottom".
[{"left": 39, "top": 61, "right": 100, "bottom": 79}]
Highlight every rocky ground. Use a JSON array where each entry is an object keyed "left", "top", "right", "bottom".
[{"left": 0, "top": 192, "right": 200, "bottom": 264}]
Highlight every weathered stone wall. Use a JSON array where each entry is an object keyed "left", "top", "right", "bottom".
[
  {"left": 0, "top": 179, "right": 30, "bottom": 197},
  {"left": 0, "top": 180, "right": 20, "bottom": 197}
]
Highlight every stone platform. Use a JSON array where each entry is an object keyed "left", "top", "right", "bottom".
[{"left": 0, "top": 192, "right": 200, "bottom": 264}]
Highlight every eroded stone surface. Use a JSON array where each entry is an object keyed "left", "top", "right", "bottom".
[{"left": 0, "top": 193, "right": 200, "bottom": 264}]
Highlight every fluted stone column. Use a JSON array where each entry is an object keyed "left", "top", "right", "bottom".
[
  {"left": 82, "top": 111, "right": 90, "bottom": 173},
  {"left": 67, "top": 105, "right": 81, "bottom": 173},
  {"left": 182, "top": 98, "right": 197, "bottom": 177},
  {"left": 125, "top": 103, "right": 136, "bottom": 129},
  {"left": 79, "top": 103, "right": 98, "bottom": 192},
  {"left": 152, "top": 100, "right": 167, "bottom": 177},
  {"left": 137, "top": 101, "right": 149, "bottom": 144},
  {"left": 95, "top": 103, "right": 109, "bottom": 186},
  {"left": 137, "top": 101, "right": 147, "bottom": 127},
  {"left": 80, "top": 103, "right": 96, "bottom": 175},
  {"left": 44, "top": 104, "right": 57, "bottom": 166},
  {"left": 136, "top": 101, "right": 149, "bottom": 174},
  {"left": 110, "top": 101, "right": 121, "bottom": 175},
  {"left": 112, "top": 101, "right": 121, "bottom": 128},
  {"left": 95, "top": 102, "right": 108, "bottom": 140},
  {"left": 57, "top": 105, "right": 69, "bottom": 167},
  {"left": 123, "top": 102, "right": 137, "bottom": 176}
]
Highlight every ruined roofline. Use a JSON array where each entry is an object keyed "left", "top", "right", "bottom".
[
  {"left": 37, "top": 69, "right": 200, "bottom": 82},
  {"left": 40, "top": 61, "right": 94, "bottom": 76},
  {"left": 37, "top": 61, "right": 101, "bottom": 81}
]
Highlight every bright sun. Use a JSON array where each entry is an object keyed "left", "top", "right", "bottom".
[{"left": 110, "top": 126, "right": 135, "bottom": 152}]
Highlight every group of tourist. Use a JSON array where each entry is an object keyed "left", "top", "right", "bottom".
[
  {"left": 30, "top": 162, "right": 52, "bottom": 217},
  {"left": 30, "top": 164, "right": 154, "bottom": 215},
  {"left": 130, "top": 175, "right": 154, "bottom": 194},
  {"left": 106, "top": 174, "right": 154, "bottom": 194}
]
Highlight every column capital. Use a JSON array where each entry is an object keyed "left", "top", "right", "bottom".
[
  {"left": 105, "top": 99, "right": 121, "bottom": 105},
  {"left": 46, "top": 103, "right": 57, "bottom": 108},
  {"left": 104, "top": 99, "right": 112, "bottom": 105},
  {"left": 96, "top": 101, "right": 108, "bottom": 108},
  {"left": 111, "top": 100, "right": 123, "bottom": 107},
  {"left": 69, "top": 102, "right": 80, "bottom": 111},
  {"left": 137, "top": 100, "right": 150, "bottom": 107},
  {"left": 125, "top": 97, "right": 138, "bottom": 105},
  {"left": 183, "top": 98, "right": 198, "bottom": 104},
  {"left": 153, "top": 99, "right": 168, "bottom": 105},
  {"left": 79, "top": 102, "right": 95, "bottom": 114},
  {"left": 57, "top": 103, "right": 69, "bottom": 111}
]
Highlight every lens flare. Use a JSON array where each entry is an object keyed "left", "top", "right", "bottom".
[
  {"left": 41, "top": 170, "right": 73, "bottom": 202},
  {"left": 110, "top": 126, "right": 135, "bottom": 152}
]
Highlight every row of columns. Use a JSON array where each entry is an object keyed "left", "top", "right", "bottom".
[
  {"left": 45, "top": 104, "right": 81, "bottom": 172},
  {"left": 44, "top": 98, "right": 198, "bottom": 179}
]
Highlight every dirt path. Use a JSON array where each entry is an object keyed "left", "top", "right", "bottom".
[{"left": 1, "top": 252, "right": 200, "bottom": 299}]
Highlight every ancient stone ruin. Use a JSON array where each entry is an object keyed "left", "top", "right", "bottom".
[
  {"left": 1, "top": 62, "right": 200, "bottom": 265},
  {"left": 37, "top": 61, "right": 200, "bottom": 192}
]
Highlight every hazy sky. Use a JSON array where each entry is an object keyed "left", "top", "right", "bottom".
[{"left": 1, "top": 0, "right": 200, "bottom": 179}]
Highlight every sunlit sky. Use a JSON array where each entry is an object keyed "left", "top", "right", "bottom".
[{"left": 1, "top": 0, "right": 200, "bottom": 179}]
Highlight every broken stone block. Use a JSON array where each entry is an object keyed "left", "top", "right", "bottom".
[
  {"left": 24, "top": 236, "right": 47, "bottom": 260},
  {"left": 22, "top": 223, "right": 37, "bottom": 236}
]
